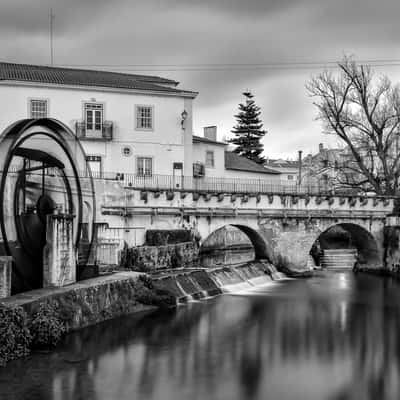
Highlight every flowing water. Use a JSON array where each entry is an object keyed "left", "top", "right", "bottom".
[{"left": 1, "top": 270, "right": 400, "bottom": 400}]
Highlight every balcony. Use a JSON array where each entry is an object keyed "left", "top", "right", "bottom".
[{"left": 75, "top": 121, "right": 113, "bottom": 141}]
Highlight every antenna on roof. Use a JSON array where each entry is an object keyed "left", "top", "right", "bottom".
[{"left": 49, "top": 8, "right": 55, "bottom": 66}]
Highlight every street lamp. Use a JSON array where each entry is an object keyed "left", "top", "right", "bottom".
[{"left": 181, "top": 110, "right": 188, "bottom": 129}]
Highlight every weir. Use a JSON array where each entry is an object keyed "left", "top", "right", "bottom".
[{"left": 152, "top": 260, "right": 287, "bottom": 302}]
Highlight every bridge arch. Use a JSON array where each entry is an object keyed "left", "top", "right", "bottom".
[
  {"left": 310, "top": 222, "right": 381, "bottom": 269},
  {"left": 199, "top": 224, "right": 272, "bottom": 262}
]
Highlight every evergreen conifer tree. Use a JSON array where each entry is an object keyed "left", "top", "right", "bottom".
[{"left": 229, "top": 91, "right": 266, "bottom": 164}]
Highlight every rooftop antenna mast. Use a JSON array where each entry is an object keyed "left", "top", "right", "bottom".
[{"left": 49, "top": 8, "right": 55, "bottom": 65}]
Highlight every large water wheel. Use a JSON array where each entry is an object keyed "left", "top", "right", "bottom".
[{"left": 0, "top": 118, "right": 96, "bottom": 294}]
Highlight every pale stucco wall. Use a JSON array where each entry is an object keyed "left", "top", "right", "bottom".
[
  {"left": 192, "top": 141, "right": 281, "bottom": 182},
  {"left": 0, "top": 83, "right": 194, "bottom": 177},
  {"left": 192, "top": 141, "right": 226, "bottom": 177}
]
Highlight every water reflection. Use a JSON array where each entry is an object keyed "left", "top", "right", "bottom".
[{"left": 1, "top": 271, "right": 400, "bottom": 400}]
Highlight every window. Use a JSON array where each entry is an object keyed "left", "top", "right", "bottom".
[
  {"left": 287, "top": 175, "right": 294, "bottom": 180},
  {"left": 30, "top": 99, "right": 48, "bottom": 119},
  {"left": 85, "top": 103, "right": 103, "bottom": 135},
  {"left": 137, "top": 157, "right": 152, "bottom": 176},
  {"left": 122, "top": 146, "right": 132, "bottom": 157},
  {"left": 205, "top": 151, "right": 214, "bottom": 168},
  {"left": 136, "top": 106, "right": 153, "bottom": 129}
]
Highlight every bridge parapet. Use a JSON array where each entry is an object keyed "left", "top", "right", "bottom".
[{"left": 96, "top": 180, "right": 395, "bottom": 219}]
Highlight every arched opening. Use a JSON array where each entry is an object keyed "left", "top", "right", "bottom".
[
  {"left": 310, "top": 223, "right": 380, "bottom": 270},
  {"left": 199, "top": 224, "right": 270, "bottom": 267}
]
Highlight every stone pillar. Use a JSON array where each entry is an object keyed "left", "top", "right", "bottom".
[
  {"left": 43, "top": 213, "right": 76, "bottom": 288},
  {"left": 0, "top": 256, "right": 12, "bottom": 298},
  {"left": 384, "top": 216, "right": 400, "bottom": 274}
]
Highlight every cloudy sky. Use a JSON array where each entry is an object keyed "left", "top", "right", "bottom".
[{"left": 2, "top": 0, "right": 400, "bottom": 158}]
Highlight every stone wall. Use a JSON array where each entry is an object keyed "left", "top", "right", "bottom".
[
  {"left": 121, "top": 241, "right": 199, "bottom": 271},
  {"left": 383, "top": 226, "right": 400, "bottom": 275},
  {"left": 145, "top": 229, "right": 193, "bottom": 246},
  {"left": 1, "top": 272, "right": 155, "bottom": 332}
]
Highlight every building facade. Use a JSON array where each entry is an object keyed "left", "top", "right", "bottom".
[
  {"left": 0, "top": 62, "right": 282, "bottom": 192},
  {"left": 192, "top": 127, "right": 281, "bottom": 185},
  {"left": 0, "top": 62, "right": 197, "bottom": 178},
  {"left": 264, "top": 158, "right": 300, "bottom": 185}
]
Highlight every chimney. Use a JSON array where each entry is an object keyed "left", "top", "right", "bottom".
[
  {"left": 319, "top": 143, "right": 324, "bottom": 152},
  {"left": 204, "top": 126, "right": 217, "bottom": 141}
]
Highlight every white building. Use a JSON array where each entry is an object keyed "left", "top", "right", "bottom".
[
  {"left": 192, "top": 126, "right": 281, "bottom": 184},
  {"left": 264, "top": 158, "right": 300, "bottom": 184},
  {"left": 0, "top": 62, "right": 197, "bottom": 178},
  {"left": 0, "top": 62, "right": 281, "bottom": 190}
]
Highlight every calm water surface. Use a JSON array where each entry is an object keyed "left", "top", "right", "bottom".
[{"left": 1, "top": 270, "right": 400, "bottom": 400}]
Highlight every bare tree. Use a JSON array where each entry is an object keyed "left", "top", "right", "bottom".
[{"left": 307, "top": 57, "right": 400, "bottom": 195}]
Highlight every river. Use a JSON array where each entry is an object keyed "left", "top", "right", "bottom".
[{"left": 1, "top": 270, "right": 400, "bottom": 400}]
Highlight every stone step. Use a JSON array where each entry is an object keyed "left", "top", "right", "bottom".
[
  {"left": 321, "top": 255, "right": 356, "bottom": 269},
  {"left": 323, "top": 249, "right": 357, "bottom": 253},
  {"left": 322, "top": 256, "right": 356, "bottom": 260},
  {"left": 319, "top": 248, "right": 358, "bottom": 269},
  {"left": 322, "top": 263, "right": 355, "bottom": 266}
]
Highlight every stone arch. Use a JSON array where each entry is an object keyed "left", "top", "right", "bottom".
[
  {"left": 199, "top": 224, "right": 271, "bottom": 261},
  {"left": 311, "top": 222, "right": 381, "bottom": 269}
]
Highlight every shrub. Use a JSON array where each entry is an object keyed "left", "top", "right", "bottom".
[
  {"left": 138, "top": 274, "right": 154, "bottom": 289},
  {"left": 170, "top": 249, "right": 183, "bottom": 269},
  {"left": 29, "top": 303, "right": 66, "bottom": 349},
  {"left": 0, "top": 306, "right": 31, "bottom": 366}
]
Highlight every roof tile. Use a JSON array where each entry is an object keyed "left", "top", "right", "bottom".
[
  {"left": 0, "top": 62, "right": 197, "bottom": 96},
  {"left": 225, "top": 152, "right": 280, "bottom": 175}
]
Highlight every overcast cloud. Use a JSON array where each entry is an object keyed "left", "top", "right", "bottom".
[{"left": 2, "top": 0, "right": 400, "bottom": 158}]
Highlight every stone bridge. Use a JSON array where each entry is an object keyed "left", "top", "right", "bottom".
[{"left": 97, "top": 180, "right": 395, "bottom": 272}]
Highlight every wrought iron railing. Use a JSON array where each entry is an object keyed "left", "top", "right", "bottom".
[
  {"left": 75, "top": 121, "right": 113, "bottom": 140},
  {"left": 83, "top": 172, "right": 354, "bottom": 195},
  {"left": 4, "top": 168, "right": 362, "bottom": 196}
]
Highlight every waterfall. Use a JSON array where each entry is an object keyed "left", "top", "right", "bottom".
[
  {"left": 152, "top": 261, "right": 290, "bottom": 302},
  {"left": 268, "top": 264, "right": 287, "bottom": 280},
  {"left": 175, "top": 279, "right": 195, "bottom": 302},
  {"left": 207, "top": 260, "right": 288, "bottom": 293}
]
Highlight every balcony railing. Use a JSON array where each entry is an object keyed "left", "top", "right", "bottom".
[{"left": 75, "top": 121, "right": 113, "bottom": 141}]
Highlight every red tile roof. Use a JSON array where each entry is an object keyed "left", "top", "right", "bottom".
[
  {"left": 0, "top": 62, "right": 197, "bottom": 97},
  {"left": 225, "top": 152, "right": 280, "bottom": 175}
]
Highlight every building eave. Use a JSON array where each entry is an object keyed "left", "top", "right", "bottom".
[
  {"left": 226, "top": 166, "right": 281, "bottom": 175},
  {"left": 192, "top": 135, "right": 227, "bottom": 146},
  {"left": 0, "top": 80, "right": 198, "bottom": 99}
]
